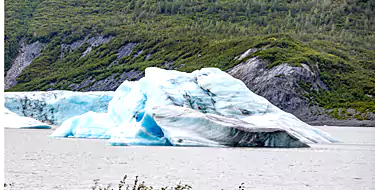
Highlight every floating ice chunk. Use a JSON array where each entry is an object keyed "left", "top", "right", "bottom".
[
  {"left": 3, "top": 107, "right": 51, "bottom": 129},
  {"left": 4, "top": 91, "right": 114, "bottom": 125},
  {"left": 50, "top": 112, "right": 116, "bottom": 138}
]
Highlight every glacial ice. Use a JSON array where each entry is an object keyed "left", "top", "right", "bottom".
[
  {"left": 51, "top": 111, "right": 116, "bottom": 138},
  {"left": 49, "top": 67, "right": 336, "bottom": 147},
  {"left": 3, "top": 107, "right": 51, "bottom": 129},
  {"left": 4, "top": 91, "right": 114, "bottom": 125}
]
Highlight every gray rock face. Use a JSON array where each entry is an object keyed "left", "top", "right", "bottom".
[
  {"left": 60, "top": 40, "right": 84, "bottom": 59},
  {"left": 81, "top": 36, "right": 114, "bottom": 58},
  {"left": 68, "top": 77, "right": 96, "bottom": 90},
  {"left": 235, "top": 48, "right": 258, "bottom": 60},
  {"left": 86, "top": 36, "right": 114, "bottom": 47},
  {"left": 164, "top": 61, "right": 174, "bottom": 69},
  {"left": 108, "top": 44, "right": 141, "bottom": 68},
  {"left": 117, "top": 43, "right": 138, "bottom": 59},
  {"left": 5, "top": 36, "right": 114, "bottom": 90},
  {"left": 69, "top": 70, "right": 143, "bottom": 91},
  {"left": 145, "top": 53, "right": 152, "bottom": 60},
  {"left": 228, "top": 57, "right": 375, "bottom": 126},
  {"left": 228, "top": 57, "right": 325, "bottom": 123},
  {"left": 134, "top": 50, "right": 144, "bottom": 58},
  {"left": 81, "top": 46, "right": 93, "bottom": 58},
  {"left": 5, "top": 41, "right": 44, "bottom": 90}
]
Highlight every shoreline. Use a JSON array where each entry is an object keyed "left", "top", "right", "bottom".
[{"left": 307, "top": 120, "right": 375, "bottom": 127}]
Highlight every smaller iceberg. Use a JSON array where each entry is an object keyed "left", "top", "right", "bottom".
[
  {"left": 50, "top": 112, "right": 116, "bottom": 138},
  {"left": 3, "top": 107, "right": 51, "bottom": 129},
  {"left": 4, "top": 91, "right": 114, "bottom": 125}
]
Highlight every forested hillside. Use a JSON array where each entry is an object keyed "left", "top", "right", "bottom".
[{"left": 4, "top": 0, "right": 375, "bottom": 122}]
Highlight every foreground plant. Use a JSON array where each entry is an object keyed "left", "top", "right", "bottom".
[
  {"left": 92, "top": 175, "right": 192, "bottom": 190},
  {"left": 5, "top": 175, "right": 245, "bottom": 189},
  {"left": 4, "top": 183, "right": 15, "bottom": 188},
  {"left": 92, "top": 174, "right": 246, "bottom": 190}
]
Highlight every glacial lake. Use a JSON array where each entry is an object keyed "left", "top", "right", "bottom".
[{"left": 4, "top": 126, "right": 375, "bottom": 190}]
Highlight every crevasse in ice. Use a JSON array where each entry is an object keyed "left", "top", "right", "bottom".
[{"left": 50, "top": 67, "right": 336, "bottom": 147}]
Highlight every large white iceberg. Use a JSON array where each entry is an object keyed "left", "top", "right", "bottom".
[
  {"left": 3, "top": 107, "right": 51, "bottom": 129},
  {"left": 50, "top": 67, "right": 336, "bottom": 147},
  {"left": 4, "top": 91, "right": 114, "bottom": 125}
]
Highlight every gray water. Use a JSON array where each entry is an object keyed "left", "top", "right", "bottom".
[{"left": 4, "top": 126, "right": 375, "bottom": 190}]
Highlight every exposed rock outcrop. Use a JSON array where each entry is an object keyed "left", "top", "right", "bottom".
[
  {"left": 5, "top": 41, "right": 44, "bottom": 90},
  {"left": 134, "top": 50, "right": 144, "bottom": 58},
  {"left": 228, "top": 57, "right": 375, "bottom": 126},
  {"left": 145, "top": 53, "right": 152, "bottom": 60},
  {"left": 60, "top": 40, "right": 84, "bottom": 59},
  {"left": 117, "top": 43, "right": 138, "bottom": 59},
  {"left": 229, "top": 58, "right": 313, "bottom": 120},
  {"left": 235, "top": 48, "right": 258, "bottom": 60},
  {"left": 68, "top": 70, "right": 143, "bottom": 91},
  {"left": 81, "top": 36, "right": 114, "bottom": 57}
]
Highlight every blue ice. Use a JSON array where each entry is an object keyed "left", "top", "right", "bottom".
[
  {"left": 49, "top": 67, "right": 336, "bottom": 147},
  {"left": 4, "top": 91, "right": 114, "bottom": 125}
]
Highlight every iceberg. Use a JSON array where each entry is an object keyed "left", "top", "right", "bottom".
[
  {"left": 50, "top": 111, "right": 116, "bottom": 138},
  {"left": 50, "top": 67, "right": 336, "bottom": 147},
  {"left": 3, "top": 107, "right": 51, "bottom": 129},
  {"left": 4, "top": 91, "right": 114, "bottom": 125}
]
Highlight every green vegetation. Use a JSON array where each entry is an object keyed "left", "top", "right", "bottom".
[
  {"left": 5, "top": 175, "right": 247, "bottom": 189},
  {"left": 5, "top": 0, "right": 375, "bottom": 118},
  {"left": 92, "top": 175, "right": 193, "bottom": 190}
]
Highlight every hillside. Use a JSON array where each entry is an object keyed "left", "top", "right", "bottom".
[{"left": 4, "top": 0, "right": 375, "bottom": 125}]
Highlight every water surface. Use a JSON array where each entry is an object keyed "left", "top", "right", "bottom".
[{"left": 4, "top": 126, "right": 375, "bottom": 190}]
